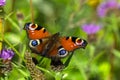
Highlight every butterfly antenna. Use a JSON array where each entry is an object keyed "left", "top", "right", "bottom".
[{"left": 64, "top": 51, "right": 74, "bottom": 67}]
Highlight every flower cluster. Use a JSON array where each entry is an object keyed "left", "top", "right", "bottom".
[
  {"left": 97, "top": 0, "right": 120, "bottom": 17},
  {"left": 81, "top": 23, "right": 101, "bottom": 35},
  {"left": 0, "top": 49, "right": 14, "bottom": 60},
  {"left": 0, "top": 0, "right": 6, "bottom": 6}
]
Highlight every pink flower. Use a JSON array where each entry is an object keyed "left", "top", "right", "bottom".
[
  {"left": 82, "top": 23, "right": 101, "bottom": 34},
  {"left": 0, "top": 0, "right": 6, "bottom": 6},
  {"left": 0, "top": 49, "right": 14, "bottom": 60},
  {"left": 97, "top": 0, "right": 120, "bottom": 17}
]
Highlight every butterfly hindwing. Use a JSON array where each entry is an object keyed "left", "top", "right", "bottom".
[
  {"left": 28, "top": 33, "right": 87, "bottom": 58},
  {"left": 28, "top": 33, "right": 68, "bottom": 58}
]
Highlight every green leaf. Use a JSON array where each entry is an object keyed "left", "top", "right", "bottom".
[
  {"left": 113, "top": 49, "right": 120, "bottom": 58},
  {"left": 4, "top": 33, "right": 21, "bottom": 44}
]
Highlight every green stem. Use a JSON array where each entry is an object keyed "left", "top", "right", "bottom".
[
  {"left": 0, "top": 18, "right": 3, "bottom": 51},
  {"left": 73, "top": 56, "right": 88, "bottom": 80},
  {"left": 55, "top": 72, "right": 62, "bottom": 80},
  {"left": 7, "top": 17, "right": 20, "bottom": 31}
]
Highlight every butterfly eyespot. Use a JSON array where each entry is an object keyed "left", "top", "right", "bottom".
[
  {"left": 58, "top": 48, "right": 68, "bottom": 58},
  {"left": 75, "top": 38, "right": 83, "bottom": 46},
  {"left": 29, "top": 39, "right": 41, "bottom": 48},
  {"left": 24, "top": 23, "right": 31, "bottom": 30},
  {"left": 29, "top": 24, "right": 38, "bottom": 30},
  {"left": 81, "top": 40, "right": 88, "bottom": 47}
]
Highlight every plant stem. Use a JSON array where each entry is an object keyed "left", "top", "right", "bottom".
[
  {"left": 0, "top": 18, "right": 4, "bottom": 51},
  {"left": 30, "top": 0, "right": 34, "bottom": 23}
]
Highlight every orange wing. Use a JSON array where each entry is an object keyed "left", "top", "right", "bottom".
[
  {"left": 60, "top": 37, "right": 87, "bottom": 51},
  {"left": 24, "top": 22, "right": 50, "bottom": 39}
]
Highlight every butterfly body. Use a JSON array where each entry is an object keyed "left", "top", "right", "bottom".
[{"left": 24, "top": 23, "right": 88, "bottom": 58}]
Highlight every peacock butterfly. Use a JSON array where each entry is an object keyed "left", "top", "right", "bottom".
[{"left": 24, "top": 22, "right": 88, "bottom": 67}]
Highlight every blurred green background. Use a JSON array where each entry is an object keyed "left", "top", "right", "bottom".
[{"left": 1, "top": 0, "right": 120, "bottom": 80}]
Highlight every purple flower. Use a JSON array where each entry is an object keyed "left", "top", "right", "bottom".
[
  {"left": 0, "top": 49, "right": 14, "bottom": 60},
  {"left": 0, "top": 0, "right": 6, "bottom": 6},
  {"left": 97, "top": 0, "right": 120, "bottom": 17},
  {"left": 82, "top": 23, "right": 101, "bottom": 34}
]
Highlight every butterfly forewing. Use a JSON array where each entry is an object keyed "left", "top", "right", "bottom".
[{"left": 24, "top": 23, "right": 50, "bottom": 39}]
